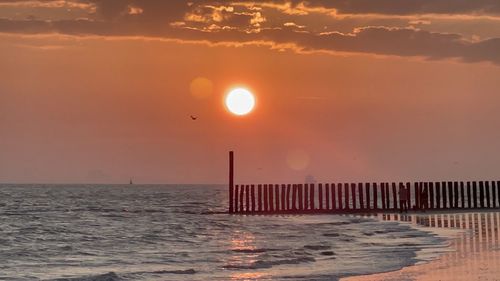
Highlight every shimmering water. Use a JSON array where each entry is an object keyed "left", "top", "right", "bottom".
[{"left": 0, "top": 184, "right": 448, "bottom": 280}]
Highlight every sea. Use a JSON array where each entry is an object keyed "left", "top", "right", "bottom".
[{"left": 0, "top": 184, "right": 452, "bottom": 281}]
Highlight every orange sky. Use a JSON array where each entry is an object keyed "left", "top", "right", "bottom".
[{"left": 1, "top": 1, "right": 500, "bottom": 184}]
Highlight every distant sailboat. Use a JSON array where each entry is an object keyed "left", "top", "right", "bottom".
[{"left": 129, "top": 178, "right": 133, "bottom": 185}]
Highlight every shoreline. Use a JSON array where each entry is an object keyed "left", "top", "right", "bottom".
[{"left": 342, "top": 211, "right": 500, "bottom": 281}]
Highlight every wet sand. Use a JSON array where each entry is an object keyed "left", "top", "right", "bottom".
[{"left": 343, "top": 211, "right": 500, "bottom": 281}]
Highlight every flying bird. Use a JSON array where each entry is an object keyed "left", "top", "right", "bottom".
[{"left": 190, "top": 115, "right": 197, "bottom": 120}]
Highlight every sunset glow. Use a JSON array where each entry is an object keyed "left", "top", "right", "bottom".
[{"left": 225, "top": 88, "right": 255, "bottom": 116}]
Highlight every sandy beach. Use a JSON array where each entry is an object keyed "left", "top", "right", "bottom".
[{"left": 343, "top": 211, "right": 500, "bottom": 281}]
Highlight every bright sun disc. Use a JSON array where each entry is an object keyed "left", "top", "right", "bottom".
[{"left": 225, "top": 88, "right": 255, "bottom": 116}]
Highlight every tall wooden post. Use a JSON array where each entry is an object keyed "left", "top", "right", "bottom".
[
  {"left": 268, "top": 184, "right": 274, "bottom": 212},
  {"left": 473, "top": 181, "right": 478, "bottom": 208},
  {"left": 385, "top": 183, "right": 390, "bottom": 209},
  {"left": 286, "top": 184, "right": 291, "bottom": 210},
  {"left": 429, "top": 182, "right": 434, "bottom": 209},
  {"left": 460, "top": 182, "right": 465, "bottom": 209},
  {"left": 332, "top": 183, "right": 337, "bottom": 210},
  {"left": 467, "top": 181, "right": 472, "bottom": 208},
  {"left": 292, "top": 184, "right": 297, "bottom": 210},
  {"left": 479, "top": 181, "right": 485, "bottom": 208},
  {"left": 338, "top": 183, "right": 343, "bottom": 210},
  {"left": 373, "top": 183, "right": 378, "bottom": 210},
  {"left": 414, "top": 182, "right": 419, "bottom": 210},
  {"left": 310, "top": 184, "right": 315, "bottom": 210},
  {"left": 304, "top": 184, "right": 309, "bottom": 210},
  {"left": 497, "top": 181, "right": 500, "bottom": 208},
  {"left": 298, "top": 184, "right": 304, "bottom": 211},
  {"left": 454, "top": 182, "right": 459, "bottom": 209},
  {"left": 281, "top": 184, "right": 286, "bottom": 211},
  {"left": 264, "top": 184, "right": 269, "bottom": 212},
  {"left": 381, "top": 183, "right": 386, "bottom": 210},
  {"left": 442, "top": 182, "right": 447, "bottom": 208},
  {"left": 492, "top": 181, "right": 497, "bottom": 208},
  {"left": 245, "top": 185, "right": 250, "bottom": 212},
  {"left": 406, "top": 182, "right": 411, "bottom": 209},
  {"left": 258, "top": 184, "right": 262, "bottom": 212},
  {"left": 251, "top": 185, "right": 256, "bottom": 212},
  {"left": 229, "top": 151, "right": 234, "bottom": 213},
  {"left": 275, "top": 184, "right": 280, "bottom": 211},
  {"left": 319, "top": 183, "right": 324, "bottom": 210}
]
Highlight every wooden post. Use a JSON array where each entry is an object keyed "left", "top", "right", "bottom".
[
  {"left": 454, "top": 182, "right": 459, "bottom": 209},
  {"left": 392, "top": 182, "right": 397, "bottom": 211},
  {"left": 472, "top": 181, "right": 478, "bottom": 208},
  {"left": 281, "top": 184, "right": 286, "bottom": 211},
  {"left": 497, "top": 181, "right": 500, "bottom": 208},
  {"left": 264, "top": 184, "right": 268, "bottom": 212},
  {"left": 467, "top": 181, "right": 471, "bottom": 208},
  {"left": 275, "top": 184, "right": 280, "bottom": 211},
  {"left": 373, "top": 183, "right": 378, "bottom": 210},
  {"left": 385, "top": 183, "right": 390, "bottom": 210},
  {"left": 331, "top": 183, "right": 336, "bottom": 210},
  {"left": 286, "top": 184, "right": 291, "bottom": 210},
  {"left": 258, "top": 184, "right": 262, "bottom": 212},
  {"left": 304, "top": 184, "right": 309, "bottom": 210},
  {"left": 406, "top": 182, "right": 411, "bottom": 209},
  {"left": 485, "top": 181, "right": 491, "bottom": 208},
  {"left": 351, "top": 183, "right": 356, "bottom": 210},
  {"left": 366, "top": 183, "right": 371, "bottom": 209},
  {"left": 492, "top": 181, "right": 497, "bottom": 208},
  {"left": 268, "top": 184, "right": 274, "bottom": 212},
  {"left": 251, "top": 185, "right": 256, "bottom": 212},
  {"left": 447, "top": 181, "right": 453, "bottom": 208},
  {"left": 381, "top": 183, "right": 386, "bottom": 210},
  {"left": 245, "top": 185, "right": 250, "bottom": 212},
  {"left": 429, "top": 182, "right": 434, "bottom": 209},
  {"left": 344, "top": 183, "right": 349, "bottom": 210},
  {"left": 460, "top": 182, "right": 465, "bottom": 209},
  {"left": 234, "top": 185, "right": 239, "bottom": 213},
  {"left": 436, "top": 182, "right": 441, "bottom": 209},
  {"left": 338, "top": 183, "right": 343, "bottom": 210},
  {"left": 291, "top": 184, "right": 297, "bottom": 210},
  {"left": 359, "top": 183, "right": 365, "bottom": 210},
  {"left": 325, "top": 183, "right": 330, "bottom": 210},
  {"left": 229, "top": 151, "right": 234, "bottom": 213},
  {"left": 414, "top": 182, "right": 419, "bottom": 210},
  {"left": 310, "top": 184, "right": 315, "bottom": 210},
  {"left": 239, "top": 184, "right": 244, "bottom": 212},
  {"left": 298, "top": 184, "right": 303, "bottom": 211},
  {"left": 479, "top": 181, "right": 485, "bottom": 208},
  {"left": 442, "top": 182, "right": 447, "bottom": 208},
  {"left": 319, "top": 183, "right": 324, "bottom": 210}
]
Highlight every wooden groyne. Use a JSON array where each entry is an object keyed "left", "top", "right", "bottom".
[{"left": 227, "top": 151, "right": 500, "bottom": 214}]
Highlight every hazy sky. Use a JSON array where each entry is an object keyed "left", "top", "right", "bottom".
[{"left": 1, "top": 0, "right": 500, "bottom": 184}]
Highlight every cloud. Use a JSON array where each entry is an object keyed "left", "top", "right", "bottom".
[{"left": 0, "top": 0, "right": 499, "bottom": 65}]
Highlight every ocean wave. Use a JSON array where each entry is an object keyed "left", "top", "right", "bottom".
[
  {"left": 151, "top": 269, "right": 196, "bottom": 274},
  {"left": 223, "top": 257, "right": 315, "bottom": 270},
  {"left": 48, "top": 272, "right": 123, "bottom": 281}
]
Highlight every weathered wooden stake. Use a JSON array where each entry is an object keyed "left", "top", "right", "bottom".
[
  {"left": 366, "top": 183, "right": 370, "bottom": 209},
  {"left": 291, "top": 184, "right": 297, "bottom": 210},
  {"left": 442, "top": 182, "right": 447, "bottom": 208},
  {"left": 485, "top": 181, "right": 491, "bottom": 208},
  {"left": 373, "top": 183, "right": 378, "bottom": 210},
  {"left": 269, "top": 184, "right": 274, "bottom": 212},
  {"left": 275, "top": 184, "right": 280, "bottom": 211},
  {"left": 281, "top": 184, "right": 286, "bottom": 211},
  {"left": 325, "top": 183, "right": 330, "bottom": 210},
  {"left": 359, "top": 183, "right": 365, "bottom": 210},
  {"left": 492, "top": 181, "right": 497, "bottom": 208},
  {"left": 310, "top": 184, "right": 315, "bottom": 210},
  {"left": 344, "top": 183, "right": 349, "bottom": 210},
  {"left": 351, "top": 183, "right": 356, "bottom": 210},
  {"left": 319, "top": 183, "right": 324, "bottom": 210},
  {"left": 338, "top": 183, "right": 343, "bottom": 210},
  {"left": 381, "top": 183, "right": 387, "bottom": 210},
  {"left": 245, "top": 185, "right": 250, "bottom": 212},
  {"left": 298, "top": 184, "right": 303, "bottom": 211},
  {"left": 447, "top": 181, "right": 453, "bottom": 208},
  {"left": 234, "top": 185, "right": 239, "bottom": 213},
  {"left": 304, "top": 184, "right": 309, "bottom": 210},
  {"left": 479, "top": 181, "right": 485, "bottom": 208},
  {"left": 385, "top": 183, "right": 390, "bottom": 209},
  {"left": 392, "top": 183, "right": 397, "bottom": 211},
  {"left": 467, "top": 181, "right": 472, "bottom": 208},
  {"left": 258, "top": 184, "right": 262, "bottom": 212},
  {"left": 229, "top": 151, "right": 234, "bottom": 213},
  {"left": 436, "top": 182, "right": 441, "bottom": 209},
  {"left": 472, "top": 181, "right": 478, "bottom": 208},
  {"left": 251, "top": 185, "right": 256, "bottom": 212},
  {"left": 414, "top": 182, "right": 419, "bottom": 210},
  {"left": 406, "top": 182, "right": 411, "bottom": 208},
  {"left": 331, "top": 183, "right": 337, "bottom": 210},
  {"left": 239, "top": 184, "right": 244, "bottom": 212},
  {"left": 460, "top": 182, "right": 465, "bottom": 209},
  {"left": 429, "top": 182, "right": 434, "bottom": 209},
  {"left": 264, "top": 184, "right": 269, "bottom": 212},
  {"left": 454, "top": 182, "right": 459, "bottom": 209},
  {"left": 286, "top": 184, "right": 291, "bottom": 210},
  {"left": 497, "top": 181, "right": 500, "bottom": 207}
]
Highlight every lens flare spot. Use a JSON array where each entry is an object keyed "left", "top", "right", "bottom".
[
  {"left": 286, "top": 149, "right": 310, "bottom": 171},
  {"left": 190, "top": 77, "right": 213, "bottom": 99}
]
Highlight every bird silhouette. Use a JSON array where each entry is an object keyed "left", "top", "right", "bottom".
[{"left": 190, "top": 115, "right": 198, "bottom": 120}]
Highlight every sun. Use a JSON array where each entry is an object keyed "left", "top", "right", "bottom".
[{"left": 225, "top": 88, "right": 255, "bottom": 116}]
